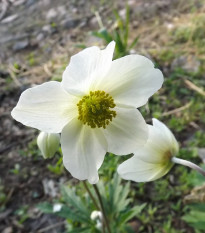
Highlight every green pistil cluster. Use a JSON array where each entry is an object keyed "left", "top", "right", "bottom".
[{"left": 77, "top": 90, "right": 116, "bottom": 128}]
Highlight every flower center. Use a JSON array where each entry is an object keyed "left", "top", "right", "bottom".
[{"left": 77, "top": 90, "right": 116, "bottom": 128}]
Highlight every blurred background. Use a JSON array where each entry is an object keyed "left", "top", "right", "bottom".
[{"left": 1, "top": 0, "right": 205, "bottom": 232}]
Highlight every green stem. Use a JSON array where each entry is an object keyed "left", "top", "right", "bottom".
[
  {"left": 82, "top": 181, "right": 100, "bottom": 210},
  {"left": 172, "top": 157, "right": 205, "bottom": 176},
  {"left": 82, "top": 181, "right": 105, "bottom": 233},
  {"left": 93, "top": 184, "right": 111, "bottom": 233}
]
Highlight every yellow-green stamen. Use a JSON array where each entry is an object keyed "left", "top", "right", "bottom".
[{"left": 77, "top": 90, "right": 116, "bottom": 128}]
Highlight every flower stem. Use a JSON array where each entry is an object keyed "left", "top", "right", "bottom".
[
  {"left": 93, "top": 184, "right": 112, "bottom": 233},
  {"left": 82, "top": 181, "right": 100, "bottom": 210},
  {"left": 172, "top": 157, "right": 205, "bottom": 176}
]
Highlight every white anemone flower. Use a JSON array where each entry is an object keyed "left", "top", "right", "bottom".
[
  {"left": 11, "top": 41, "right": 163, "bottom": 184},
  {"left": 90, "top": 211, "right": 103, "bottom": 230},
  {"left": 118, "top": 118, "right": 205, "bottom": 182},
  {"left": 90, "top": 210, "right": 103, "bottom": 221}
]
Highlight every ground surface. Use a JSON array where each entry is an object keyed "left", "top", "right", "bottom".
[{"left": 0, "top": 0, "right": 205, "bottom": 232}]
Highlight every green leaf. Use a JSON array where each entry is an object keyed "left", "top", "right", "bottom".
[
  {"left": 37, "top": 202, "right": 53, "bottom": 213},
  {"left": 37, "top": 202, "right": 88, "bottom": 223},
  {"left": 99, "top": 28, "right": 113, "bottom": 43},
  {"left": 113, "top": 30, "right": 126, "bottom": 58},
  {"left": 62, "top": 186, "right": 88, "bottom": 215},
  {"left": 61, "top": 186, "right": 91, "bottom": 223},
  {"left": 75, "top": 44, "right": 87, "bottom": 49},
  {"left": 119, "top": 203, "right": 147, "bottom": 224},
  {"left": 128, "top": 36, "right": 139, "bottom": 50},
  {"left": 113, "top": 9, "right": 124, "bottom": 34},
  {"left": 188, "top": 203, "right": 205, "bottom": 212},
  {"left": 91, "top": 29, "right": 113, "bottom": 44},
  {"left": 57, "top": 206, "right": 87, "bottom": 222},
  {"left": 124, "top": 4, "right": 130, "bottom": 47},
  {"left": 122, "top": 225, "right": 135, "bottom": 233},
  {"left": 67, "top": 227, "right": 92, "bottom": 233},
  {"left": 183, "top": 203, "right": 205, "bottom": 230}
]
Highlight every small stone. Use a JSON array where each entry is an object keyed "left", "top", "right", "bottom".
[
  {"left": 0, "top": 70, "right": 9, "bottom": 79},
  {"left": 0, "top": 209, "right": 13, "bottom": 221},
  {"left": 88, "top": 16, "right": 98, "bottom": 29},
  {"left": 57, "top": 6, "right": 67, "bottom": 16},
  {"left": 61, "top": 17, "right": 80, "bottom": 29},
  {"left": 1, "top": 14, "right": 18, "bottom": 24},
  {"left": 12, "top": 39, "right": 29, "bottom": 51},
  {"left": 79, "top": 20, "right": 86, "bottom": 29},
  {"left": 13, "top": 0, "right": 27, "bottom": 6},
  {"left": 128, "top": 0, "right": 136, "bottom": 5},
  {"left": 198, "top": 148, "right": 205, "bottom": 163},
  {"left": 42, "top": 179, "right": 58, "bottom": 197},
  {"left": 72, "top": 7, "right": 78, "bottom": 14},
  {"left": 42, "top": 25, "right": 51, "bottom": 32},
  {"left": 41, "top": 0, "right": 51, "bottom": 6},
  {"left": 36, "top": 33, "right": 45, "bottom": 41},
  {"left": 3, "top": 118, "right": 12, "bottom": 130},
  {"left": 30, "top": 168, "right": 38, "bottom": 176},
  {"left": 132, "top": 20, "right": 139, "bottom": 28},
  {"left": 26, "top": 0, "right": 37, "bottom": 7},
  {"left": 46, "top": 8, "right": 57, "bottom": 20},
  {"left": 42, "top": 24, "right": 57, "bottom": 34},
  {"left": 166, "top": 23, "right": 174, "bottom": 30},
  {"left": 32, "top": 190, "right": 40, "bottom": 198},
  {"left": 119, "top": 9, "right": 126, "bottom": 19},
  {"left": 171, "top": 55, "right": 200, "bottom": 73},
  {"left": 2, "top": 227, "right": 12, "bottom": 233},
  {"left": 129, "top": 220, "right": 141, "bottom": 232},
  {"left": 129, "top": 49, "right": 136, "bottom": 54}
]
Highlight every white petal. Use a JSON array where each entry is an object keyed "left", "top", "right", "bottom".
[
  {"left": 117, "top": 156, "right": 173, "bottom": 182},
  {"left": 131, "top": 148, "right": 162, "bottom": 165},
  {"left": 152, "top": 118, "right": 179, "bottom": 155},
  {"left": 11, "top": 81, "right": 78, "bottom": 133},
  {"left": 117, "top": 119, "right": 177, "bottom": 182},
  {"left": 61, "top": 118, "right": 107, "bottom": 184},
  {"left": 135, "top": 125, "right": 172, "bottom": 163},
  {"left": 130, "top": 123, "right": 178, "bottom": 164},
  {"left": 104, "top": 107, "right": 148, "bottom": 155},
  {"left": 62, "top": 42, "right": 115, "bottom": 96},
  {"left": 97, "top": 55, "right": 163, "bottom": 108}
]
